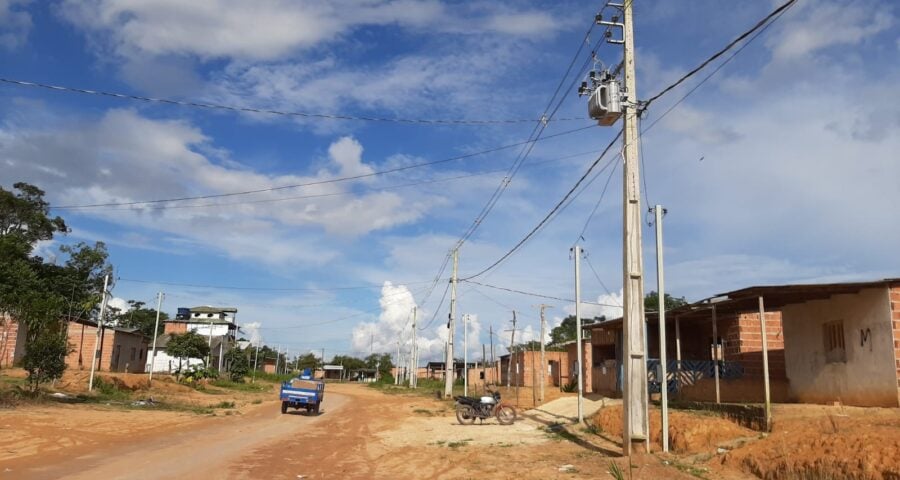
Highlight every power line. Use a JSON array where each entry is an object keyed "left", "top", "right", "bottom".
[
  {"left": 461, "top": 129, "right": 623, "bottom": 280},
  {"left": 576, "top": 151, "right": 621, "bottom": 242},
  {"left": 462, "top": 280, "right": 621, "bottom": 308},
  {"left": 71, "top": 149, "right": 602, "bottom": 212},
  {"left": 583, "top": 254, "right": 622, "bottom": 307},
  {"left": 640, "top": 0, "right": 797, "bottom": 134},
  {"left": 418, "top": 280, "right": 451, "bottom": 331},
  {"left": 116, "top": 276, "right": 438, "bottom": 292},
  {"left": 0, "top": 77, "right": 588, "bottom": 126},
  {"left": 641, "top": 0, "right": 798, "bottom": 110},
  {"left": 50, "top": 124, "right": 597, "bottom": 210}
]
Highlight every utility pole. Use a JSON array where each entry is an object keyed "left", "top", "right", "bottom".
[
  {"left": 590, "top": 1, "right": 650, "bottom": 454},
  {"left": 506, "top": 312, "right": 517, "bottom": 389},
  {"left": 621, "top": 1, "right": 650, "bottom": 454},
  {"left": 463, "top": 314, "right": 469, "bottom": 396},
  {"left": 251, "top": 341, "right": 260, "bottom": 383},
  {"left": 489, "top": 324, "right": 495, "bottom": 384},
  {"left": 654, "top": 205, "right": 669, "bottom": 452},
  {"left": 148, "top": 291, "right": 164, "bottom": 385},
  {"left": 411, "top": 306, "right": 418, "bottom": 389},
  {"left": 536, "top": 304, "right": 552, "bottom": 403},
  {"left": 572, "top": 245, "right": 584, "bottom": 424},
  {"left": 274, "top": 345, "right": 280, "bottom": 375},
  {"left": 444, "top": 248, "right": 458, "bottom": 398},
  {"left": 395, "top": 340, "right": 401, "bottom": 386},
  {"left": 88, "top": 274, "right": 109, "bottom": 391}
]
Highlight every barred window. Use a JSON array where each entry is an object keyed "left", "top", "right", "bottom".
[{"left": 823, "top": 321, "right": 846, "bottom": 363}]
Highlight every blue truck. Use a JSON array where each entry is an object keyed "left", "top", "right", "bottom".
[{"left": 279, "top": 369, "right": 324, "bottom": 415}]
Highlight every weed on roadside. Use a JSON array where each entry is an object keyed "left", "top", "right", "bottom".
[
  {"left": 413, "top": 408, "right": 434, "bottom": 416},
  {"left": 447, "top": 438, "right": 473, "bottom": 449},
  {"left": 213, "top": 400, "right": 236, "bottom": 409}
]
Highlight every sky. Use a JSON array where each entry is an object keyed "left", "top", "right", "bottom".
[{"left": 1, "top": 0, "right": 898, "bottom": 364}]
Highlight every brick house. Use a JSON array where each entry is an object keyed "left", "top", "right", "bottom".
[
  {"left": 585, "top": 278, "right": 900, "bottom": 408},
  {"left": 496, "top": 350, "right": 570, "bottom": 388},
  {"left": 1, "top": 314, "right": 147, "bottom": 373}
]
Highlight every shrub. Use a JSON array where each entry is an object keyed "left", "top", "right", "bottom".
[{"left": 23, "top": 331, "right": 69, "bottom": 392}]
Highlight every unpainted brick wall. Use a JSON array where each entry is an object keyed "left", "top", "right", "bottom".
[{"left": 891, "top": 285, "right": 900, "bottom": 390}]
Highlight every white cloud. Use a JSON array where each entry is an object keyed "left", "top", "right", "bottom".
[
  {"left": 0, "top": 109, "right": 446, "bottom": 263},
  {"left": 59, "top": 0, "right": 562, "bottom": 61},
  {"left": 766, "top": 0, "right": 894, "bottom": 63},
  {"left": 0, "top": 0, "right": 31, "bottom": 50}
]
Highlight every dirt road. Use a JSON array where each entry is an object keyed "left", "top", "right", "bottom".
[{"left": 2, "top": 384, "right": 701, "bottom": 479}]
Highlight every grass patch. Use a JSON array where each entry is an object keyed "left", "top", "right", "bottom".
[
  {"left": 447, "top": 439, "right": 471, "bottom": 449},
  {"left": 668, "top": 459, "right": 710, "bottom": 480},
  {"left": 413, "top": 408, "right": 434, "bottom": 416},
  {"left": 251, "top": 399, "right": 262, "bottom": 404},
  {"left": 213, "top": 400, "right": 236, "bottom": 409},
  {"left": 543, "top": 423, "right": 580, "bottom": 443},
  {"left": 211, "top": 379, "right": 270, "bottom": 392},
  {"left": 251, "top": 372, "right": 295, "bottom": 383}
]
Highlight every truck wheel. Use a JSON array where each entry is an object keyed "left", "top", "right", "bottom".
[
  {"left": 281, "top": 401, "right": 288, "bottom": 414},
  {"left": 313, "top": 402, "right": 320, "bottom": 414}
]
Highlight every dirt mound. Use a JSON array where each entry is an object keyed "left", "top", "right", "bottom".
[
  {"left": 723, "top": 413, "right": 900, "bottom": 479},
  {"left": 593, "top": 405, "right": 753, "bottom": 454}
]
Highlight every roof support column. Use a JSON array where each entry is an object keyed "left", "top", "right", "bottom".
[{"left": 758, "top": 296, "right": 772, "bottom": 431}]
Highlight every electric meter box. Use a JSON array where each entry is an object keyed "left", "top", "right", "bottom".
[{"left": 588, "top": 81, "right": 622, "bottom": 126}]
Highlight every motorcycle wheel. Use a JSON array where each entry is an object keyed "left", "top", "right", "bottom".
[
  {"left": 495, "top": 405, "right": 516, "bottom": 425},
  {"left": 456, "top": 404, "right": 476, "bottom": 425}
]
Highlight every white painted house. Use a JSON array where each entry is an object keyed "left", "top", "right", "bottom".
[{"left": 146, "top": 306, "right": 240, "bottom": 373}]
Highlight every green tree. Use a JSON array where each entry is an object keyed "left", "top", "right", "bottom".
[
  {"left": 167, "top": 331, "right": 211, "bottom": 368},
  {"left": 644, "top": 291, "right": 688, "bottom": 312},
  {"left": 295, "top": 353, "right": 321, "bottom": 371},
  {"left": 365, "top": 353, "right": 393, "bottom": 378},
  {"left": 549, "top": 315, "right": 603, "bottom": 345},
  {"left": 224, "top": 347, "right": 249, "bottom": 382},
  {"left": 117, "top": 300, "right": 169, "bottom": 338},
  {"left": 0, "top": 183, "right": 113, "bottom": 390},
  {"left": 23, "top": 328, "right": 70, "bottom": 392},
  {"left": 331, "top": 355, "right": 365, "bottom": 372}
]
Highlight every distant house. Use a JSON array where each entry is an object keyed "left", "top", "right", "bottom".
[
  {"left": 497, "top": 350, "right": 570, "bottom": 388},
  {"left": 1, "top": 314, "right": 147, "bottom": 373},
  {"left": 147, "top": 305, "right": 241, "bottom": 373}
]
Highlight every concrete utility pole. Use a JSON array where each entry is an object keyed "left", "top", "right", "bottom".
[
  {"left": 444, "top": 249, "right": 458, "bottom": 398},
  {"left": 506, "top": 312, "right": 517, "bottom": 389},
  {"left": 252, "top": 341, "right": 260, "bottom": 383},
  {"left": 537, "top": 304, "right": 553, "bottom": 403},
  {"left": 395, "top": 340, "right": 401, "bottom": 385},
  {"left": 410, "top": 306, "right": 418, "bottom": 389},
  {"left": 653, "top": 205, "right": 669, "bottom": 452},
  {"left": 572, "top": 245, "right": 584, "bottom": 424},
  {"left": 88, "top": 274, "right": 110, "bottom": 391},
  {"left": 463, "top": 314, "right": 469, "bottom": 396},
  {"left": 148, "top": 291, "right": 164, "bottom": 385},
  {"left": 489, "top": 324, "right": 495, "bottom": 382},
  {"left": 620, "top": 0, "right": 650, "bottom": 454},
  {"left": 274, "top": 345, "right": 280, "bottom": 375}
]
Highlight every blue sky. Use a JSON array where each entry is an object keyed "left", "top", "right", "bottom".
[{"left": 2, "top": 0, "right": 898, "bottom": 363}]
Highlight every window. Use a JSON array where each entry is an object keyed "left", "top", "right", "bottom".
[{"left": 823, "top": 321, "right": 846, "bottom": 363}]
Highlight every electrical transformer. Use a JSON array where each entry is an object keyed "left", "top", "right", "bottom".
[{"left": 588, "top": 80, "right": 622, "bottom": 126}]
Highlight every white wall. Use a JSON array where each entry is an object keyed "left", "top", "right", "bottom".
[
  {"left": 188, "top": 323, "right": 231, "bottom": 337},
  {"left": 146, "top": 349, "right": 204, "bottom": 373},
  {"left": 782, "top": 287, "right": 898, "bottom": 407}
]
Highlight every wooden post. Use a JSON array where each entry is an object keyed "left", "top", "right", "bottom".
[
  {"left": 675, "top": 316, "right": 682, "bottom": 393},
  {"left": 758, "top": 296, "right": 772, "bottom": 431},
  {"left": 711, "top": 306, "right": 721, "bottom": 404}
]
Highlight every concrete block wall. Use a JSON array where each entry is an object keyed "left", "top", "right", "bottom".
[{"left": 503, "top": 351, "right": 569, "bottom": 387}]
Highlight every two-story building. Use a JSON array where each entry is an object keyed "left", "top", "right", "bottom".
[{"left": 146, "top": 306, "right": 240, "bottom": 373}]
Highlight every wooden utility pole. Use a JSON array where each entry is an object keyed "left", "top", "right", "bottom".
[
  {"left": 463, "top": 314, "right": 469, "bottom": 396},
  {"left": 712, "top": 306, "right": 721, "bottom": 404},
  {"left": 620, "top": 0, "right": 650, "bottom": 454},
  {"left": 444, "top": 249, "right": 458, "bottom": 398},
  {"left": 653, "top": 205, "right": 669, "bottom": 452},
  {"left": 572, "top": 245, "right": 584, "bottom": 424},
  {"left": 482, "top": 344, "right": 487, "bottom": 392},
  {"left": 536, "top": 304, "right": 552, "bottom": 403},
  {"left": 88, "top": 274, "right": 109, "bottom": 391}
]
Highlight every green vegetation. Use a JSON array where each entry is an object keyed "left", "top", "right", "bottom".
[
  {"left": 211, "top": 379, "right": 270, "bottom": 392},
  {"left": 213, "top": 400, "right": 236, "bottom": 409},
  {"left": 111, "top": 299, "right": 168, "bottom": 339},
  {"left": 608, "top": 462, "right": 625, "bottom": 480},
  {"left": 1, "top": 182, "right": 114, "bottom": 391},
  {"left": 223, "top": 347, "right": 250, "bottom": 382},
  {"left": 447, "top": 439, "right": 472, "bottom": 448}
]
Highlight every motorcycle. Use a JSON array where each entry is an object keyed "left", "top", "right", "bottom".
[{"left": 454, "top": 389, "right": 517, "bottom": 425}]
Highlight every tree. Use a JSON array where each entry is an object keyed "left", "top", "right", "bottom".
[
  {"left": 644, "top": 291, "right": 688, "bottom": 313},
  {"left": 295, "top": 353, "right": 321, "bottom": 371},
  {"left": 331, "top": 355, "right": 365, "bottom": 372},
  {"left": 365, "top": 353, "right": 393, "bottom": 379},
  {"left": 116, "top": 300, "right": 169, "bottom": 338},
  {"left": 166, "top": 331, "right": 210, "bottom": 367},
  {"left": 0, "top": 183, "right": 113, "bottom": 390},
  {"left": 549, "top": 315, "right": 604, "bottom": 345},
  {"left": 224, "top": 347, "right": 249, "bottom": 382},
  {"left": 23, "top": 329, "right": 70, "bottom": 392}
]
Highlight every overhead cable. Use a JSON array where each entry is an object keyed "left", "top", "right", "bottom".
[{"left": 0, "top": 77, "right": 587, "bottom": 126}]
